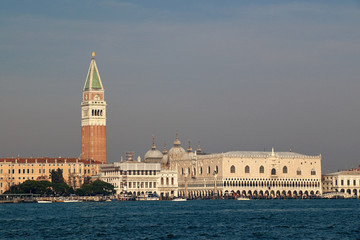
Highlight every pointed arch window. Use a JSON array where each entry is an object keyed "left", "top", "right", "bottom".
[
  {"left": 245, "top": 165, "right": 250, "bottom": 174},
  {"left": 271, "top": 168, "right": 276, "bottom": 175},
  {"left": 283, "top": 166, "right": 288, "bottom": 174},
  {"left": 230, "top": 165, "right": 235, "bottom": 173},
  {"left": 311, "top": 169, "right": 316, "bottom": 175},
  {"left": 259, "top": 166, "right": 264, "bottom": 173},
  {"left": 297, "top": 169, "right": 302, "bottom": 175}
]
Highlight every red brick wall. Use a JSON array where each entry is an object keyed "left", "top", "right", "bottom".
[{"left": 81, "top": 125, "right": 106, "bottom": 163}]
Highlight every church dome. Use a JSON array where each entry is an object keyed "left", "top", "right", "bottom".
[
  {"left": 144, "top": 137, "right": 163, "bottom": 163},
  {"left": 168, "top": 134, "right": 186, "bottom": 160}
]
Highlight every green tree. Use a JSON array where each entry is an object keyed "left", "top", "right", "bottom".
[
  {"left": 75, "top": 179, "right": 115, "bottom": 196},
  {"left": 50, "top": 168, "right": 65, "bottom": 184},
  {"left": 4, "top": 180, "right": 53, "bottom": 195}
]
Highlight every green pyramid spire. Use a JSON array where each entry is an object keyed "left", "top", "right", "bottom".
[{"left": 84, "top": 52, "right": 104, "bottom": 91}]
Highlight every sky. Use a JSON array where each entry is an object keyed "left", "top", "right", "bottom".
[{"left": 1, "top": 0, "right": 360, "bottom": 173}]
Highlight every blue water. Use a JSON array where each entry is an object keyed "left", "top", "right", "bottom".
[{"left": 0, "top": 199, "right": 359, "bottom": 239}]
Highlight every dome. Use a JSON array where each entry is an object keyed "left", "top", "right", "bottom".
[
  {"left": 168, "top": 134, "right": 186, "bottom": 160},
  {"left": 144, "top": 136, "right": 163, "bottom": 163},
  {"left": 168, "top": 146, "right": 186, "bottom": 160},
  {"left": 144, "top": 149, "right": 163, "bottom": 162}
]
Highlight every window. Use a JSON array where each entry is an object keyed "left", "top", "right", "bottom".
[
  {"left": 341, "top": 180, "right": 344, "bottom": 186},
  {"left": 271, "top": 168, "right": 276, "bottom": 175},
  {"left": 171, "top": 178, "right": 174, "bottom": 185},
  {"left": 230, "top": 165, "right": 235, "bottom": 173},
  {"left": 200, "top": 167, "right": 203, "bottom": 175},
  {"left": 208, "top": 166, "right": 211, "bottom": 174},
  {"left": 181, "top": 168, "right": 184, "bottom": 175},
  {"left": 354, "top": 180, "right": 356, "bottom": 186},
  {"left": 259, "top": 166, "right": 264, "bottom": 174},
  {"left": 215, "top": 166, "right": 219, "bottom": 174},
  {"left": 245, "top": 165, "right": 250, "bottom": 174},
  {"left": 161, "top": 178, "right": 164, "bottom": 185},
  {"left": 129, "top": 182, "right": 132, "bottom": 188},
  {"left": 166, "top": 178, "right": 169, "bottom": 185},
  {"left": 283, "top": 166, "right": 288, "bottom": 174},
  {"left": 188, "top": 168, "right": 190, "bottom": 175},
  {"left": 154, "top": 182, "right": 156, "bottom": 188},
  {"left": 347, "top": 180, "right": 350, "bottom": 186},
  {"left": 296, "top": 169, "right": 301, "bottom": 175},
  {"left": 311, "top": 169, "right": 316, "bottom": 175}
]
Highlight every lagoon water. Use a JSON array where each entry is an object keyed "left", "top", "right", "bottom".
[{"left": 0, "top": 199, "right": 359, "bottom": 239}]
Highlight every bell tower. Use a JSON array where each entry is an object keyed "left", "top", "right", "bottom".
[{"left": 81, "top": 52, "right": 107, "bottom": 163}]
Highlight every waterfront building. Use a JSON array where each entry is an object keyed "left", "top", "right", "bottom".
[
  {"left": 322, "top": 171, "right": 360, "bottom": 198},
  {"left": 99, "top": 161, "right": 178, "bottom": 198},
  {"left": 81, "top": 52, "right": 107, "bottom": 163},
  {"left": 100, "top": 139, "right": 178, "bottom": 198},
  {"left": 167, "top": 135, "right": 322, "bottom": 198},
  {"left": 0, "top": 157, "right": 101, "bottom": 193}
]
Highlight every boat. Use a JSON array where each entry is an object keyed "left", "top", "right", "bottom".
[
  {"left": 138, "top": 192, "right": 160, "bottom": 201},
  {"left": 37, "top": 200, "right": 52, "bottom": 203},
  {"left": 236, "top": 197, "right": 250, "bottom": 201},
  {"left": 64, "top": 199, "right": 81, "bottom": 202},
  {"left": 172, "top": 198, "right": 187, "bottom": 202}
]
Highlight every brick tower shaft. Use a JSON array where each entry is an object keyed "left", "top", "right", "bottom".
[{"left": 81, "top": 52, "right": 107, "bottom": 163}]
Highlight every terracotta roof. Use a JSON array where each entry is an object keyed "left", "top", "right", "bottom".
[{"left": 0, "top": 157, "right": 102, "bottom": 164}]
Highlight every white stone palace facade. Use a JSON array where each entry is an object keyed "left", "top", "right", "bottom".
[
  {"left": 99, "top": 161, "right": 178, "bottom": 198},
  {"left": 166, "top": 135, "right": 322, "bottom": 198},
  {"left": 322, "top": 171, "right": 360, "bottom": 198}
]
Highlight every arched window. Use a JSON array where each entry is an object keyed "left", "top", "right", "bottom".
[
  {"left": 181, "top": 168, "right": 184, "bottom": 175},
  {"left": 161, "top": 177, "right": 164, "bottom": 185},
  {"left": 188, "top": 168, "right": 190, "bottom": 175},
  {"left": 230, "top": 165, "right": 235, "bottom": 173},
  {"left": 208, "top": 166, "right": 211, "bottom": 174},
  {"left": 259, "top": 166, "right": 264, "bottom": 173},
  {"left": 311, "top": 169, "right": 316, "bottom": 175},
  {"left": 171, "top": 178, "right": 174, "bottom": 185},
  {"left": 92, "top": 109, "right": 94, "bottom": 116},
  {"left": 100, "top": 110, "right": 103, "bottom": 116},
  {"left": 166, "top": 178, "right": 169, "bottom": 185},
  {"left": 200, "top": 167, "right": 203, "bottom": 174},
  {"left": 283, "top": 166, "right": 288, "bottom": 174},
  {"left": 271, "top": 168, "right": 276, "bottom": 175},
  {"left": 215, "top": 166, "right": 219, "bottom": 174},
  {"left": 245, "top": 165, "right": 250, "bottom": 173},
  {"left": 297, "top": 169, "right": 302, "bottom": 175}
]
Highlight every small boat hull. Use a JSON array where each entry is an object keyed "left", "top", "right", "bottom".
[
  {"left": 37, "top": 200, "right": 52, "bottom": 203},
  {"left": 172, "top": 198, "right": 187, "bottom": 202}
]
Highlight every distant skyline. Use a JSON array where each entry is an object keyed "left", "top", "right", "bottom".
[{"left": 1, "top": 0, "right": 360, "bottom": 173}]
